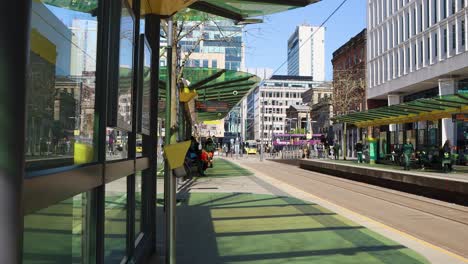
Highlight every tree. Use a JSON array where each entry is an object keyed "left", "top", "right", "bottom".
[
  {"left": 332, "top": 67, "right": 366, "bottom": 116},
  {"left": 332, "top": 67, "right": 366, "bottom": 159}
]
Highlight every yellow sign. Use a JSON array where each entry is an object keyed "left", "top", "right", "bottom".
[
  {"left": 74, "top": 143, "right": 94, "bottom": 164},
  {"left": 203, "top": 120, "right": 222, "bottom": 125},
  {"left": 163, "top": 140, "right": 191, "bottom": 169},
  {"left": 179, "top": 88, "right": 197, "bottom": 103}
]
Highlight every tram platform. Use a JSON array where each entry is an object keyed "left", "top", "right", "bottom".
[
  {"left": 153, "top": 158, "right": 433, "bottom": 264},
  {"left": 299, "top": 159, "right": 468, "bottom": 204}
]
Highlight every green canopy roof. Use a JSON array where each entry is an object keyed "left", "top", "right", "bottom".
[
  {"left": 159, "top": 67, "right": 260, "bottom": 121},
  {"left": 333, "top": 93, "right": 468, "bottom": 127},
  {"left": 190, "top": 0, "right": 319, "bottom": 21}
]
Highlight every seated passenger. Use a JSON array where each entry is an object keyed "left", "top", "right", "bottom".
[{"left": 200, "top": 149, "right": 209, "bottom": 175}]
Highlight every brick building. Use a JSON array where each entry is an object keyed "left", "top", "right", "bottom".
[{"left": 331, "top": 29, "right": 368, "bottom": 115}]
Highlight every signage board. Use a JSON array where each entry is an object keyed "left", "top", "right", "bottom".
[
  {"left": 452, "top": 113, "right": 468, "bottom": 122},
  {"left": 196, "top": 100, "right": 229, "bottom": 113}
]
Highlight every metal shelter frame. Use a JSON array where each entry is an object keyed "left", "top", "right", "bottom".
[{"left": 333, "top": 94, "right": 468, "bottom": 127}]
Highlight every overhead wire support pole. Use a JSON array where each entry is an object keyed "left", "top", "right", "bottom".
[{"left": 164, "top": 17, "right": 176, "bottom": 264}]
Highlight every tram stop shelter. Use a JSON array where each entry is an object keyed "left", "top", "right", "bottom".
[
  {"left": 333, "top": 93, "right": 468, "bottom": 164},
  {"left": 2, "top": 0, "right": 323, "bottom": 264}
]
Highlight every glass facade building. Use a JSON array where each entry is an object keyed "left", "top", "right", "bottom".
[{"left": 180, "top": 20, "right": 244, "bottom": 71}]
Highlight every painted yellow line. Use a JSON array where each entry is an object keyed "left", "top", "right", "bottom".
[{"left": 254, "top": 168, "right": 468, "bottom": 263}]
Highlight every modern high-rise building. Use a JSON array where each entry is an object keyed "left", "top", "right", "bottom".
[
  {"left": 180, "top": 20, "right": 244, "bottom": 71},
  {"left": 367, "top": 0, "right": 468, "bottom": 150},
  {"left": 287, "top": 25, "right": 325, "bottom": 81}
]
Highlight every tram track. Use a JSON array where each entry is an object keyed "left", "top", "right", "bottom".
[
  {"left": 266, "top": 160, "right": 468, "bottom": 226},
  {"left": 239, "top": 159, "right": 468, "bottom": 258}
]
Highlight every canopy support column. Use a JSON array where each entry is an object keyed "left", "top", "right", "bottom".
[
  {"left": 164, "top": 17, "right": 177, "bottom": 264},
  {"left": 439, "top": 78, "right": 457, "bottom": 145},
  {"left": 144, "top": 13, "right": 161, "bottom": 259},
  {"left": 0, "top": 1, "right": 31, "bottom": 263}
]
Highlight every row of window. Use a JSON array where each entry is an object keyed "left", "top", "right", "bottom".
[
  {"left": 186, "top": 59, "right": 218, "bottom": 68},
  {"left": 369, "top": 19, "right": 467, "bottom": 87},
  {"left": 369, "top": 2, "right": 466, "bottom": 60},
  {"left": 369, "top": 0, "right": 466, "bottom": 30},
  {"left": 261, "top": 91, "right": 304, "bottom": 98}
]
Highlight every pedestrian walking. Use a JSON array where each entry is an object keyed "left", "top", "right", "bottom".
[
  {"left": 333, "top": 141, "right": 340, "bottom": 160},
  {"left": 402, "top": 139, "right": 414, "bottom": 170}
]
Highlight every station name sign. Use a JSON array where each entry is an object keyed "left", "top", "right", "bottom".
[
  {"left": 452, "top": 113, "right": 468, "bottom": 122},
  {"left": 196, "top": 100, "right": 229, "bottom": 113}
]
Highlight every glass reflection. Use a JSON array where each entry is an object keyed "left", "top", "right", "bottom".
[
  {"left": 104, "top": 177, "right": 127, "bottom": 263},
  {"left": 23, "top": 193, "right": 87, "bottom": 263},
  {"left": 106, "top": 128, "right": 128, "bottom": 161},
  {"left": 26, "top": 0, "right": 98, "bottom": 172},
  {"left": 135, "top": 171, "right": 142, "bottom": 239},
  {"left": 116, "top": 1, "right": 134, "bottom": 131},
  {"left": 136, "top": 134, "right": 143, "bottom": 158}
]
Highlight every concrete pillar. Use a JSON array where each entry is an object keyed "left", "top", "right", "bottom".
[
  {"left": 388, "top": 94, "right": 402, "bottom": 132},
  {"left": 439, "top": 78, "right": 457, "bottom": 145}
]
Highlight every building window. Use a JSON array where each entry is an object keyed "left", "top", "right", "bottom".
[
  {"left": 452, "top": 24, "right": 456, "bottom": 49},
  {"left": 390, "top": 53, "right": 394, "bottom": 77},
  {"left": 444, "top": 28, "right": 448, "bottom": 53},
  {"left": 427, "top": 37, "right": 430, "bottom": 60},
  {"left": 433, "top": 0, "right": 438, "bottom": 24},
  {"left": 443, "top": 0, "right": 447, "bottom": 19},
  {"left": 407, "top": 47, "right": 410, "bottom": 70},
  {"left": 434, "top": 33, "right": 438, "bottom": 57},
  {"left": 202, "top": 59, "right": 209, "bottom": 68},
  {"left": 452, "top": 0, "right": 456, "bottom": 14},
  {"left": 406, "top": 12, "right": 410, "bottom": 40},
  {"left": 400, "top": 16, "right": 404, "bottom": 43},
  {"left": 413, "top": 8, "right": 416, "bottom": 36},
  {"left": 420, "top": 40, "right": 423, "bottom": 64},
  {"left": 419, "top": 4, "right": 423, "bottom": 33},
  {"left": 426, "top": 0, "right": 430, "bottom": 28},
  {"left": 462, "top": 20, "right": 466, "bottom": 46},
  {"left": 212, "top": 59, "right": 217, "bottom": 68},
  {"left": 396, "top": 52, "right": 400, "bottom": 75}
]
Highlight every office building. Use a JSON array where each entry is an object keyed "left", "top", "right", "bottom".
[
  {"left": 252, "top": 75, "right": 325, "bottom": 142},
  {"left": 287, "top": 25, "right": 325, "bottom": 81},
  {"left": 181, "top": 20, "right": 244, "bottom": 71},
  {"left": 366, "top": 0, "right": 468, "bottom": 158}
]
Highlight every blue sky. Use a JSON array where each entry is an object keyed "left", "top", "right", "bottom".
[{"left": 244, "top": 0, "right": 366, "bottom": 81}]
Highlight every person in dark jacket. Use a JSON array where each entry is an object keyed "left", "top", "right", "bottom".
[
  {"left": 333, "top": 141, "right": 340, "bottom": 160},
  {"left": 355, "top": 141, "right": 363, "bottom": 163}
]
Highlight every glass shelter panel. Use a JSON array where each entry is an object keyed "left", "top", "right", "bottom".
[
  {"left": 26, "top": 0, "right": 99, "bottom": 172},
  {"left": 23, "top": 193, "right": 88, "bottom": 263},
  {"left": 135, "top": 171, "right": 143, "bottom": 240},
  {"left": 116, "top": 2, "right": 135, "bottom": 131},
  {"left": 104, "top": 177, "right": 128, "bottom": 263}
]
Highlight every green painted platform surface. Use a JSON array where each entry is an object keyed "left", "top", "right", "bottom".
[
  {"left": 203, "top": 158, "right": 253, "bottom": 177},
  {"left": 175, "top": 192, "right": 429, "bottom": 264}
]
